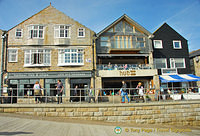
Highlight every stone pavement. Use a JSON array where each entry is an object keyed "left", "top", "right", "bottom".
[{"left": 0, "top": 113, "right": 200, "bottom": 136}]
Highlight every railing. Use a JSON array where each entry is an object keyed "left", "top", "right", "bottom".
[
  {"left": 0, "top": 87, "right": 200, "bottom": 104},
  {"left": 97, "top": 64, "right": 152, "bottom": 70}
]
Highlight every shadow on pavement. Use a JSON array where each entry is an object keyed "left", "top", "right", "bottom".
[{"left": 0, "top": 132, "right": 33, "bottom": 135}]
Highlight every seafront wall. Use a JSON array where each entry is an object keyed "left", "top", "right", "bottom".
[{"left": 0, "top": 101, "right": 200, "bottom": 126}]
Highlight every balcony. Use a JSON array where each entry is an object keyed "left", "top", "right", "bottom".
[
  {"left": 97, "top": 64, "right": 152, "bottom": 70},
  {"left": 97, "top": 64, "right": 157, "bottom": 77}
]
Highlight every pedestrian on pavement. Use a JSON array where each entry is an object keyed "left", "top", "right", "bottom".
[
  {"left": 33, "top": 81, "right": 42, "bottom": 104},
  {"left": 120, "top": 81, "right": 129, "bottom": 103},
  {"left": 71, "top": 85, "right": 78, "bottom": 102},
  {"left": 88, "top": 86, "right": 95, "bottom": 103},
  {"left": 136, "top": 82, "right": 144, "bottom": 102},
  {"left": 56, "top": 80, "right": 64, "bottom": 104}
]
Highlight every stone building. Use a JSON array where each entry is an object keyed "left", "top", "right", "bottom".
[
  {"left": 5, "top": 4, "right": 95, "bottom": 101},
  {"left": 190, "top": 49, "right": 200, "bottom": 87},
  {"left": 95, "top": 14, "right": 159, "bottom": 93},
  {"left": 0, "top": 29, "right": 7, "bottom": 97}
]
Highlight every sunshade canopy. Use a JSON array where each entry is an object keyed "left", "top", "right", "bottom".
[{"left": 159, "top": 74, "right": 200, "bottom": 83}]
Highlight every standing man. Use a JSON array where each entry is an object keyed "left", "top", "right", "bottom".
[
  {"left": 56, "top": 80, "right": 64, "bottom": 104},
  {"left": 88, "top": 86, "right": 95, "bottom": 103},
  {"left": 71, "top": 85, "right": 78, "bottom": 102},
  {"left": 120, "top": 81, "right": 129, "bottom": 103}
]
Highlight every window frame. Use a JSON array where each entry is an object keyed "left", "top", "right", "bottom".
[
  {"left": 170, "top": 58, "right": 185, "bottom": 68},
  {"left": 154, "top": 58, "right": 167, "bottom": 69},
  {"left": 15, "top": 28, "right": 23, "bottom": 38},
  {"left": 58, "top": 48, "right": 84, "bottom": 66},
  {"left": 100, "top": 36, "right": 110, "bottom": 47},
  {"left": 78, "top": 28, "right": 85, "bottom": 37},
  {"left": 136, "top": 37, "right": 145, "bottom": 48},
  {"left": 153, "top": 40, "right": 163, "bottom": 49},
  {"left": 8, "top": 49, "right": 18, "bottom": 62},
  {"left": 28, "top": 25, "right": 44, "bottom": 39},
  {"left": 24, "top": 49, "right": 51, "bottom": 67},
  {"left": 54, "top": 25, "right": 71, "bottom": 38},
  {"left": 173, "top": 40, "right": 182, "bottom": 49}
]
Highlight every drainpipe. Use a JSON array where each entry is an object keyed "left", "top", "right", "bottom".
[
  {"left": 92, "top": 34, "right": 97, "bottom": 90},
  {"left": 0, "top": 32, "right": 6, "bottom": 96}
]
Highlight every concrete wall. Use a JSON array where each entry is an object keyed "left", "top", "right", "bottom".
[{"left": 1, "top": 101, "right": 200, "bottom": 126}]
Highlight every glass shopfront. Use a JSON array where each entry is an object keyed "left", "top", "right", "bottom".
[
  {"left": 9, "top": 79, "right": 40, "bottom": 96},
  {"left": 45, "top": 78, "right": 65, "bottom": 96}
]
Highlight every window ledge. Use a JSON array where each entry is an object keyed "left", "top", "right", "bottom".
[
  {"left": 54, "top": 37, "right": 71, "bottom": 39},
  {"left": 24, "top": 64, "right": 51, "bottom": 67},
  {"left": 173, "top": 48, "right": 182, "bottom": 49},
  {"left": 8, "top": 61, "right": 18, "bottom": 63},
  {"left": 57, "top": 64, "right": 84, "bottom": 66}
]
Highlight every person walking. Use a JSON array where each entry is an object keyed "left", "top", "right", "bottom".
[
  {"left": 120, "top": 81, "right": 129, "bottom": 103},
  {"left": 33, "top": 81, "right": 42, "bottom": 104},
  {"left": 136, "top": 82, "right": 144, "bottom": 102},
  {"left": 71, "top": 85, "right": 78, "bottom": 102},
  {"left": 88, "top": 87, "right": 95, "bottom": 103},
  {"left": 56, "top": 80, "right": 64, "bottom": 104}
]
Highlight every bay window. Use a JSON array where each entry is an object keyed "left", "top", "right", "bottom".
[
  {"left": 24, "top": 49, "right": 51, "bottom": 67},
  {"left": 54, "top": 25, "right": 70, "bottom": 38},
  {"left": 170, "top": 58, "right": 185, "bottom": 68},
  {"left": 28, "top": 25, "right": 44, "bottom": 38},
  {"left": 58, "top": 49, "right": 84, "bottom": 66},
  {"left": 154, "top": 58, "right": 167, "bottom": 69}
]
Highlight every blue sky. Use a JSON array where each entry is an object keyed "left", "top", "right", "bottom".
[{"left": 0, "top": 0, "right": 199, "bottom": 52}]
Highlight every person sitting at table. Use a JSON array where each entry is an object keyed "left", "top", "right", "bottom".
[
  {"left": 108, "top": 62, "right": 112, "bottom": 70},
  {"left": 114, "top": 64, "right": 118, "bottom": 70},
  {"left": 124, "top": 64, "right": 128, "bottom": 70}
]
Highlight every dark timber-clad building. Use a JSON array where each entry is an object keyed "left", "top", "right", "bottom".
[{"left": 152, "top": 23, "right": 191, "bottom": 88}]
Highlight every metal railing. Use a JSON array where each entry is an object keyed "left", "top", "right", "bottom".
[
  {"left": 97, "top": 64, "right": 152, "bottom": 70},
  {"left": 0, "top": 87, "right": 200, "bottom": 104}
]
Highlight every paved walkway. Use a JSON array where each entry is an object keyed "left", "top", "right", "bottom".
[{"left": 0, "top": 114, "right": 200, "bottom": 136}]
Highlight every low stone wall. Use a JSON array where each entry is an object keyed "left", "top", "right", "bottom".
[{"left": 0, "top": 101, "right": 200, "bottom": 126}]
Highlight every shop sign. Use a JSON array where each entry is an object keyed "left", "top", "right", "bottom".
[
  {"left": 119, "top": 70, "right": 136, "bottom": 76},
  {"left": 8, "top": 71, "right": 92, "bottom": 79}
]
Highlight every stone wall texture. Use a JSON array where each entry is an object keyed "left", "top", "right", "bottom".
[{"left": 1, "top": 101, "right": 200, "bottom": 126}]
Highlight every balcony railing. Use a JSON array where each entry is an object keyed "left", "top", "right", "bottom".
[
  {"left": 97, "top": 64, "right": 152, "bottom": 70},
  {"left": 1, "top": 87, "right": 200, "bottom": 104}
]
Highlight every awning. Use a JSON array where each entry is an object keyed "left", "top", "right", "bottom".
[{"left": 159, "top": 74, "right": 200, "bottom": 83}]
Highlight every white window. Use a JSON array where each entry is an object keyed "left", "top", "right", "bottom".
[
  {"left": 154, "top": 58, "right": 167, "bottom": 69},
  {"left": 15, "top": 29, "right": 23, "bottom": 38},
  {"left": 78, "top": 28, "right": 85, "bottom": 37},
  {"left": 28, "top": 25, "right": 44, "bottom": 38},
  {"left": 58, "top": 49, "right": 84, "bottom": 66},
  {"left": 100, "top": 37, "right": 110, "bottom": 47},
  {"left": 173, "top": 40, "right": 182, "bottom": 49},
  {"left": 54, "top": 25, "right": 70, "bottom": 38},
  {"left": 24, "top": 49, "right": 51, "bottom": 67},
  {"left": 8, "top": 49, "right": 18, "bottom": 62},
  {"left": 154, "top": 40, "right": 163, "bottom": 48},
  {"left": 170, "top": 58, "right": 185, "bottom": 68}
]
